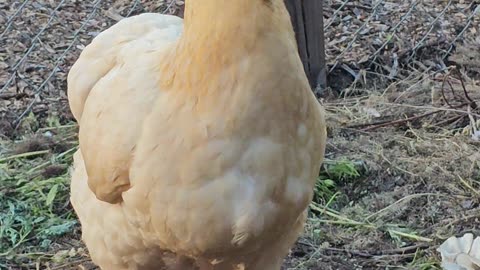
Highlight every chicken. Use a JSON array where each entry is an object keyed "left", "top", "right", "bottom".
[{"left": 68, "top": 0, "right": 327, "bottom": 269}]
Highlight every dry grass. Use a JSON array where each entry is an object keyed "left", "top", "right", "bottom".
[
  {"left": 2, "top": 83, "right": 479, "bottom": 269},
  {"left": 285, "top": 89, "right": 480, "bottom": 269}
]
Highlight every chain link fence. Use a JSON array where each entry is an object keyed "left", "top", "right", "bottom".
[
  {"left": 323, "top": 0, "right": 479, "bottom": 93},
  {"left": 0, "top": 0, "right": 479, "bottom": 134},
  {"left": 0, "top": 0, "right": 181, "bottom": 135}
]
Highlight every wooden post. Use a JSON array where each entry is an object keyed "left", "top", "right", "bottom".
[{"left": 285, "top": 0, "right": 327, "bottom": 91}]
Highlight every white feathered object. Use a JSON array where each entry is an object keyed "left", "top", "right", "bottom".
[{"left": 437, "top": 233, "right": 480, "bottom": 270}]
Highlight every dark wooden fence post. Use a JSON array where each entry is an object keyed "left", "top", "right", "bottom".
[{"left": 285, "top": 0, "right": 327, "bottom": 91}]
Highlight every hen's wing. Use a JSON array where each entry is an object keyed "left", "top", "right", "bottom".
[
  {"left": 67, "top": 13, "right": 183, "bottom": 203},
  {"left": 68, "top": 13, "right": 182, "bottom": 121}
]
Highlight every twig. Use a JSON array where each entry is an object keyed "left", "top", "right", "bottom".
[
  {"left": 378, "top": 102, "right": 480, "bottom": 118},
  {"left": 388, "top": 229, "right": 433, "bottom": 242},
  {"left": 440, "top": 70, "right": 456, "bottom": 108},
  {"left": 330, "top": 3, "right": 372, "bottom": 11},
  {"left": 324, "top": 243, "right": 429, "bottom": 258},
  {"left": 311, "top": 203, "right": 433, "bottom": 242},
  {"left": 323, "top": 247, "right": 374, "bottom": 258},
  {"left": 456, "top": 70, "right": 476, "bottom": 107},
  {"left": 350, "top": 102, "right": 473, "bottom": 131},
  {"left": 360, "top": 110, "right": 446, "bottom": 131},
  {"left": 366, "top": 193, "right": 442, "bottom": 221},
  {"left": 434, "top": 115, "right": 464, "bottom": 128},
  {"left": 0, "top": 92, "right": 27, "bottom": 100},
  {"left": 50, "top": 258, "right": 92, "bottom": 270},
  {"left": 0, "top": 150, "right": 50, "bottom": 163},
  {"left": 457, "top": 175, "right": 480, "bottom": 197}
]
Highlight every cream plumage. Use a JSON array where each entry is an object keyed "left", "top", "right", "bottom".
[{"left": 68, "top": 1, "right": 327, "bottom": 269}]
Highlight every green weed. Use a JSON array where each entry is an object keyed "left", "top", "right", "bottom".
[
  {"left": 0, "top": 124, "right": 78, "bottom": 266},
  {"left": 314, "top": 158, "right": 363, "bottom": 204}
]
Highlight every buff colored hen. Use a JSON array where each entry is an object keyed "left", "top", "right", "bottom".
[{"left": 68, "top": 0, "right": 327, "bottom": 269}]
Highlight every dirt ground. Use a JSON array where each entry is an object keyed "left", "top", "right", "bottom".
[{"left": 1, "top": 1, "right": 480, "bottom": 269}]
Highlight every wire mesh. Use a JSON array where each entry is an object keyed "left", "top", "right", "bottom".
[
  {"left": 0, "top": 0, "right": 180, "bottom": 130},
  {"left": 323, "top": 0, "right": 479, "bottom": 89},
  {"left": 0, "top": 0, "right": 478, "bottom": 129}
]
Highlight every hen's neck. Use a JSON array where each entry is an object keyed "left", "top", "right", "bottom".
[
  {"left": 181, "top": 1, "right": 272, "bottom": 52},
  {"left": 161, "top": 0, "right": 295, "bottom": 94}
]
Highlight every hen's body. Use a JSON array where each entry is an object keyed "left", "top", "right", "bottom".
[{"left": 68, "top": 1, "right": 327, "bottom": 269}]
